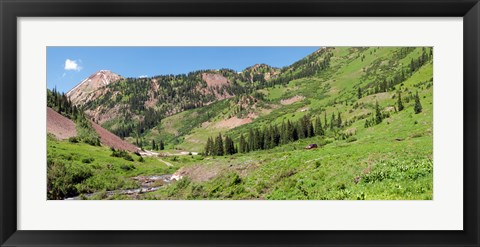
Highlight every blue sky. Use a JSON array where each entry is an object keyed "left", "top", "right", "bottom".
[{"left": 47, "top": 47, "right": 319, "bottom": 93}]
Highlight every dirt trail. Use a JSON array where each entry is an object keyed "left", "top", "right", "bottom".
[
  {"left": 158, "top": 158, "right": 173, "bottom": 167},
  {"left": 138, "top": 149, "right": 173, "bottom": 167}
]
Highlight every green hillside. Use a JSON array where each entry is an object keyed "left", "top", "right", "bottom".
[{"left": 47, "top": 47, "right": 433, "bottom": 200}]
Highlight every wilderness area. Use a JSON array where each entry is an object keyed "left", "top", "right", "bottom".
[{"left": 47, "top": 47, "right": 433, "bottom": 200}]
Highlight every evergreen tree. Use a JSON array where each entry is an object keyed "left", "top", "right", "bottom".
[
  {"left": 315, "top": 116, "right": 324, "bottom": 136},
  {"left": 280, "top": 121, "right": 287, "bottom": 144},
  {"left": 265, "top": 126, "right": 274, "bottom": 149},
  {"left": 397, "top": 91, "right": 404, "bottom": 111},
  {"left": 204, "top": 137, "right": 213, "bottom": 155},
  {"left": 324, "top": 111, "right": 328, "bottom": 129},
  {"left": 358, "top": 87, "right": 362, "bottom": 99},
  {"left": 152, "top": 140, "right": 156, "bottom": 150},
  {"left": 239, "top": 134, "right": 246, "bottom": 153},
  {"left": 414, "top": 91, "right": 423, "bottom": 114},
  {"left": 308, "top": 122, "right": 315, "bottom": 138},
  {"left": 375, "top": 101, "right": 383, "bottom": 124},
  {"left": 159, "top": 140, "right": 165, "bottom": 150},
  {"left": 215, "top": 133, "right": 224, "bottom": 156},
  {"left": 248, "top": 129, "right": 255, "bottom": 152},
  {"left": 301, "top": 115, "right": 313, "bottom": 138},
  {"left": 330, "top": 112, "right": 336, "bottom": 130},
  {"left": 297, "top": 122, "right": 305, "bottom": 139},
  {"left": 337, "top": 112, "right": 342, "bottom": 128},
  {"left": 224, "top": 136, "right": 235, "bottom": 155},
  {"left": 255, "top": 129, "right": 264, "bottom": 150},
  {"left": 290, "top": 121, "right": 298, "bottom": 141},
  {"left": 273, "top": 126, "right": 281, "bottom": 146}
]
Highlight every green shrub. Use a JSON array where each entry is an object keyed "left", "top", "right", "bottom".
[
  {"left": 47, "top": 159, "right": 93, "bottom": 199},
  {"left": 75, "top": 116, "right": 101, "bottom": 146},
  {"left": 346, "top": 136, "right": 357, "bottom": 143},
  {"left": 111, "top": 149, "right": 134, "bottom": 161},
  {"left": 81, "top": 157, "right": 94, "bottom": 164},
  {"left": 68, "top": 137, "right": 79, "bottom": 143},
  {"left": 120, "top": 164, "right": 136, "bottom": 171}
]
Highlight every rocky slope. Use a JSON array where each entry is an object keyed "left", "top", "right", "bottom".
[
  {"left": 66, "top": 70, "right": 123, "bottom": 105},
  {"left": 47, "top": 107, "right": 77, "bottom": 139},
  {"left": 47, "top": 107, "right": 139, "bottom": 152}
]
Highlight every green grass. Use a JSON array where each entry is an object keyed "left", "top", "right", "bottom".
[
  {"left": 47, "top": 136, "right": 177, "bottom": 199},
  {"left": 138, "top": 47, "right": 433, "bottom": 200}
]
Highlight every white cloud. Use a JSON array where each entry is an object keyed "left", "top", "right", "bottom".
[
  {"left": 139, "top": 75, "right": 148, "bottom": 78},
  {"left": 64, "top": 59, "right": 82, "bottom": 71}
]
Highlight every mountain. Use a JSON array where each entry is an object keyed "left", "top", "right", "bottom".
[
  {"left": 240, "top": 64, "right": 280, "bottom": 83},
  {"left": 66, "top": 70, "right": 123, "bottom": 105},
  {"left": 75, "top": 68, "right": 260, "bottom": 138},
  {"left": 66, "top": 48, "right": 343, "bottom": 142}
]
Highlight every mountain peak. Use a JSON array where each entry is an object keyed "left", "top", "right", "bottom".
[{"left": 67, "top": 70, "right": 123, "bottom": 105}]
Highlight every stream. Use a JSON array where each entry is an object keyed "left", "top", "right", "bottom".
[{"left": 64, "top": 174, "right": 175, "bottom": 200}]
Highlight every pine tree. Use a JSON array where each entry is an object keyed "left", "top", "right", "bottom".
[
  {"left": 330, "top": 112, "right": 336, "bottom": 130},
  {"left": 375, "top": 101, "right": 383, "bottom": 124},
  {"left": 266, "top": 126, "right": 274, "bottom": 149},
  {"left": 337, "top": 112, "right": 342, "bottom": 128},
  {"left": 297, "top": 122, "right": 305, "bottom": 139},
  {"left": 255, "top": 129, "right": 264, "bottom": 150},
  {"left": 397, "top": 91, "right": 404, "bottom": 111},
  {"left": 308, "top": 122, "right": 315, "bottom": 138},
  {"left": 204, "top": 138, "right": 210, "bottom": 155},
  {"left": 285, "top": 120, "right": 292, "bottom": 142},
  {"left": 324, "top": 111, "right": 328, "bottom": 129},
  {"left": 204, "top": 137, "right": 213, "bottom": 155},
  {"left": 414, "top": 91, "right": 423, "bottom": 114},
  {"left": 273, "top": 125, "right": 281, "bottom": 146},
  {"left": 280, "top": 121, "right": 287, "bottom": 144},
  {"left": 215, "top": 133, "right": 224, "bottom": 156},
  {"left": 289, "top": 120, "right": 298, "bottom": 141},
  {"left": 239, "top": 134, "right": 246, "bottom": 153},
  {"left": 301, "top": 115, "right": 313, "bottom": 138},
  {"left": 224, "top": 136, "right": 235, "bottom": 155},
  {"left": 152, "top": 140, "right": 156, "bottom": 150},
  {"left": 159, "top": 140, "right": 165, "bottom": 150},
  {"left": 248, "top": 129, "right": 254, "bottom": 151},
  {"left": 358, "top": 87, "right": 362, "bottom": 99},
  {"left": 315, "top": 116, "right": 324, "bottom": 136}
]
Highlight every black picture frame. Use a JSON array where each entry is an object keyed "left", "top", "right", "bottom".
[{"left": 1, "top": 0, "right": 479, "bottom": 246}]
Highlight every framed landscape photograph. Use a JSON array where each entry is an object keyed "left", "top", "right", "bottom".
[
  {"left": 46, "top": 46, "right": 434, "bottom": 201},
  {"left": 1, "top": 0, "right": 479, "bottom": 246}
]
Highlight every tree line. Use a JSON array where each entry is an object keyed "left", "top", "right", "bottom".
[
  {"left": 204, "top": 111, "right": 347, "bottom": 156},
  {"left": 47, "top": 88, "right": 80, "bottom": 120}
]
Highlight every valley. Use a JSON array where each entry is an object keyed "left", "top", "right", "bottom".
[{"left": 47, "top": 47, "right": 433, "bottom": 200}]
